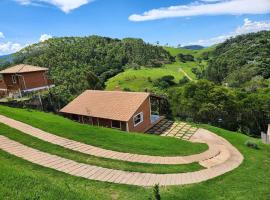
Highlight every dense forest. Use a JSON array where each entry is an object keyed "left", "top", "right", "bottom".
[
  {"left": 206, "top": 31, "right": 270, "bottom": 87},
  {"left": 169, "top": 80, "right": 270, "bottom": 136},
  {"left": 5, "top": 36, "right": 173, "bottom": 104},
  {"left": 168, "top": 31, "right": 270, "bottom": 136}
]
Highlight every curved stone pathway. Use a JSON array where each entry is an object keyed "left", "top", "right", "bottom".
[
  {"left": 0, "top": 133, "right": 243, "bottom": 186},
  {"left": 0, "top": 115, "right": 219, "bottom": 165}
]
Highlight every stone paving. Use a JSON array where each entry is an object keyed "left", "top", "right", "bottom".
[
  {"left": 0, "top": 133, "right": 243, "bottom": 186},
  {"left": 0, "top": 115, "right": 244, "bottom": 186},
  {"left": 147, "top": 119, "right": 198, "bottom": 141},
  {"left": 0, "top": 115, "right": 218, "bottom": 165}
]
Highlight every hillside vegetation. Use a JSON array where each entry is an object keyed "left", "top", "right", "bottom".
[
  {"left": 169, "top": 80, "right": 270, "bottom": 136},
  {"left": 106, "top": 62, "right": 184, "bottom": 92},
  {"left": 206, "top": 31, "right": 270, "bottom": 87},
  {"left": 8, "top": 36, "right": 173, "bottom": 104},
  {"left": 106, "top": 46, "right": 210, "bottom": 92}
]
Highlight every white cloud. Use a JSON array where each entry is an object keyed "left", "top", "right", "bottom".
[
  {"left": 16, "top": 0, "right": 32, "bottom": 5},
  {"left": 40, "top": 34, "right": 52, "bottom": 42},
  {"left": 129, "top": 0, "right": 270, "bottom": 22},
  {"left": 0, "top": 33, "right": 53, "bottom": 55},
  {"left": 15, "top": 0, "right": 94, "bottom": 13},
  {"left": 0, "top": 42, "right": 26, "bottom": 55},
  {"left": 190, "top": 18, "right": 270, "bottom": 46},
  {"left": 0, "top": 32, "right": 4, "bottom": 39}
]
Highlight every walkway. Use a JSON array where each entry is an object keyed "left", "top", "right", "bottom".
[
  {"left": 147, "top": 119, "right": 198, "bottom": 141},
  {"left": 0, "top": 115, "right": 218, "bottom": 165},
  {"left": 0, "top": 115, "right": 244, "bottom": 186},
  {"left": 179, "top": 68, "right": 193, "bottom": 81},
  {"left": 0, "top": 134, "right": 243, "bottom": 186}
]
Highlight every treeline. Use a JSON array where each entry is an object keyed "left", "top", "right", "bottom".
[
  {"left": 206, "top": 31, "right": 270, "bottom": 87},
  {"left": 9, "top": 36, "right": 173, "bottom": 104},
  {"left": 169, "top": 80, "right": 270, "bottom": 136}
]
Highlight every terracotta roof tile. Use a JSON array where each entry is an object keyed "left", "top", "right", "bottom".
[
  {"left": 60, "top": 90, "right": 150, "bottom": 122},
  {"left": 0, "top": 64, "right": 48, "bottom": 74}
]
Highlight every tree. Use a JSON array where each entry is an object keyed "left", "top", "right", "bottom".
[
  {"left": 168, "top": 80, "right": 270, "bottom": 136},
  {"left": 177, "top": 53, "right": 194, "bottom": 62},
  {"left": 10, "top": 36, "right": 173, "bottom": 105},
  {"left": 179, "top": 76, "right": 190, "bottom": 85}
]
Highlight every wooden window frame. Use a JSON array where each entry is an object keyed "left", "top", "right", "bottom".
[
  {"left": 133, "top": 112, "right": 144, "bottom": 127},
  {"left": 11, "top": 75, "right": 17, "bottom": 84}
]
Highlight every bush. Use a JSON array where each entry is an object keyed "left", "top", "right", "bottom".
[
  {"left": 179, "top": 76, "right": 190, "bottom": 85},
  {"left": 177, "top": 53, "right": 194, "bottom": 62},
  {"left": 149, "top": 184, "right": 161, "bottom": 200},
  {"left": 154, "top": 75, "right": 175, "bottom": 89},
  {"left": 245, "top": 140, "right": 259, "bottom": 149},
  {"left": 123, "top": 87, "right": 132, "bottom": 92}
]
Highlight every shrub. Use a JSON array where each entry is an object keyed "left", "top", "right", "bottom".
[
  {"left": 177, "top": 53, "right": 194, "bottom": 62},
  {"left": 153, "top": 75, "right": 175, "bottom": 89},
  {"left": 153, "top": 184, "right": 161, "bottom": 200},
  {"left": 179, "top": 76, "right": 190, "bottom": 85},
  {"left": 123, "top": 87, "right": 132, "bottom": 92},
  {"left": 245, "top": 140, "right": 259, "bottom": 149}
]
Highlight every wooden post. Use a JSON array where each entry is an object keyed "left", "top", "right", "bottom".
[
  {"left": 38, "top": 92, "right": 43, "bottom": 111},
  {"left": 159, "top": 99, "right": 161, "bottom": 115}
]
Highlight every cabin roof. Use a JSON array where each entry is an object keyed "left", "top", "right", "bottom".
[
  {"left": 0, "top": 64, "right": 48, "bottom": 74},
  {"left": 60, "top": 90, "right": 150, "bottom": 122}
]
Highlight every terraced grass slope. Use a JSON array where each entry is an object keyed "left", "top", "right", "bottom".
[
  {"left": 0, "top": 123, "right": 203, "bottom": 174},
  {"left": 0, "top": 106, "right": 207, "bottom": 156},
  {"left": 0, "top": 107, "right": 269, "bottom": 199},
  {"left": 105, "top": 46, "right": 214, "bottom": 91}
]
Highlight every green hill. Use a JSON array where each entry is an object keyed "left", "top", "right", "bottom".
[
  {"left": 182, "top": 45, "right": 205, "bottom": 50},
  {"left": 0, "top": 106, "right": 269, "bottom": 200},
  {"left": 105, "top": 62, "right": 184, "bottom": 92},
  {"left": 206, "top": 31, "right": 270, "bottom": 87},
  {"left": 9, "top": 36, "right": 173, "bottom": 104},
  {"left": 0, "top": 54, "right": 14, "bottom": 67},
  {"left": 105, "top": 46, "right": 213, "bottom": 92}
]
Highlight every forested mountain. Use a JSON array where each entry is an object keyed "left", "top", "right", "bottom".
[
  {"left": 182, "top": 45, "right": 205, "bottom": 50},
  {"left": 206, "top": 31, "right": 270, "bottom": 87},
  {"left": 9, "top": 36, "right": 173, "bottom": 103},
  {"left": 0, "top": 54, "right": 14, "bottom": 66}
]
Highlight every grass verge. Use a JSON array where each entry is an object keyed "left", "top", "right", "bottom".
[
  {"left": 0, "top": 123, "right": 203, "bottom": 174},
  {"left": 0, "top": 124, "right": 269, "bottom": 200},
  {"left": 0, "top": 105, "right": 208, "bottom": 156}
]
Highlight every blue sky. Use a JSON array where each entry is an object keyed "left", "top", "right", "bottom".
[{"left": 0, "top": 0, "right": 270, "bottom": 55}]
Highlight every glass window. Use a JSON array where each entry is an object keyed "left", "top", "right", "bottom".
[
  {"left": 12, "top": 75, "right": 17, "bottom": 84},
  {"left": 133, "top": 112, "right": 144, "bottom": 126},
  {"left": 111, "top": 120, "right": 121, "bottom": 129}
]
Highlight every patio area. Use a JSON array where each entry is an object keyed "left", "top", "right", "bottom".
[{"left": 146, "top": 119, "right": 198, "bottom": 141}]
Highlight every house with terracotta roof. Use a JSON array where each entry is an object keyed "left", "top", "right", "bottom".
[
  {"left": 0, "top": 64, "right": 54, "bottom": 97},
  {"left": 60, "top": 90, "right": 163, "bottom": 133}
]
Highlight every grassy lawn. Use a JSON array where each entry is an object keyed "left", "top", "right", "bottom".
[
  {"left": 0, "top": 106, "right": 208, "bottom": 156},
  {"left": 164, "top": 46, "right": 215, "bottom": 58},
  {"left": 105, "top": 62, "right": 184, "bottom": 91},
  {"left": 1, "top": 122, "right": 269, "bottom": 200},
  {"left": 0, "top": 123, "right": 203, "bottom": 174},
  {"left": 105, "top": 46, "right": 209, "bottom": 92}
]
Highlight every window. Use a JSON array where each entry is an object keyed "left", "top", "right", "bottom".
[
  {"left": 133, "top": 112, "right": 144, "bottom": 127},
  {"left": 0, "top": 74, "right": 3, "bottom": 82},
  {"left": 111, "top": 120, "right": 121, "bottom": 129},
  {"left": 11, "top": 75, "right": 17, "bottom": 84}
]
